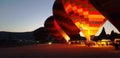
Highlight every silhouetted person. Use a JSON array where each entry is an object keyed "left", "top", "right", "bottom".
[{"left": 113, "top": 43, "right": 119, "bottom": 50}]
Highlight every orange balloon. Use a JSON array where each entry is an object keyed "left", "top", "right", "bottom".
[{"left": 62, "top": 0, "right": 106, "bottom": 41}]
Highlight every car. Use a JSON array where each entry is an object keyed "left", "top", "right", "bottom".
[{"left": 113, "top": 38, "right": 120, "bottom": 50}]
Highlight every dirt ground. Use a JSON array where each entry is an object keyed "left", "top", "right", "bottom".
[{"left": 0, "top": 44, "right": 120, "bottom": 58}]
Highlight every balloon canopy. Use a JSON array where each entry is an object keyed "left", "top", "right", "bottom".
[
  {"left": 34, "top": 0, "right": 107, "bottom": 43},
  {"left": 53, "top": 0, "right": 106, "bottom": 41},
  {"left": 53, "top": 0, "right": 81, "bottom": 42},
  {"left": 44, "top": 16, "right": 66, "bottom": 43},
  {"left": 89, "top": 0, "right": 120, "bottom": 32}
]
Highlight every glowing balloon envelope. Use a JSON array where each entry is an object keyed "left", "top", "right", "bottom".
[
  {"left": 61, "top": 0, "right": 106, "bottom": 41},
  {"left": 89, "top": 0, "right": 120, "bottom": 32}
]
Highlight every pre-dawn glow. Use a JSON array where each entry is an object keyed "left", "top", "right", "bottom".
[{"left": 0, "top": 0, "right": 119, "bottom": 38}]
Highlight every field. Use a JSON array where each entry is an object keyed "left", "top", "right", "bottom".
[{"left": 0, "top": 44, "right": 120, "bottom": 58}]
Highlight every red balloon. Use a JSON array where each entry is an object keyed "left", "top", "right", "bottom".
[
  {"left": 53, "top": 0, "right": 80, "bottom": 42},
  {"left": 89, "top": 0, "right": 120, "bottom": 31},
  {"left": 44, "top": 16, "right": 66, "bottom": 43}
]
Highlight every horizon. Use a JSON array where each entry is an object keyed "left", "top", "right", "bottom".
[{"left": 0, "top": 0, "right": 119, "bottom": 35}]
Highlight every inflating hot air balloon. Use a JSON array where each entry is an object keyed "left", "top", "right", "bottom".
[
  {"left": 89, "top": 0, "right": 120, "bottom": 32},
  {"left": 44, "top": 16, "right": 66, "bottom": 43},
  {"left": 53, "top": 0, "right": 81, "bottom": 42},
  {"left": 34, "top": 0, "right": 107, "bottom": 43},
  {"left": 53, "top": 0, "right": 106, "bottom": 41},
  {"left": 45, "top": 16, "right": 71, "bottom": 42}
]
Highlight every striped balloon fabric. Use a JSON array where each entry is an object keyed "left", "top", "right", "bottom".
[
  {"left": 62, "top": 0, "right": 106, "bottom": 41},
  {"left": 90, "top": 0, "right": 120, "bottom": 31}
]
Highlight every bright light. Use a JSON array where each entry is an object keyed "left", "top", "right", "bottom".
[
  {"left": 48, "top": 42, "right": 52, "bottom": 45},
  {"left": 96, "top": 39, "right": 112, "bottom": 46},
  {"left": 101, "top": 39, "right": 111, "bottom": 42},
  {"left": 60, "top": 30, "right": 70, "bottom": 42},
  {"left": 36, "top": 41, "right": 39, "bottom": 43}
]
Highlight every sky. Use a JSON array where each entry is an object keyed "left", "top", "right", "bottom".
[
  {"left": 0, "top": 0, "right": 119, "bottom": 35},
  {"left": 0, "top": 0, "right": 55, "bottom": 32}
]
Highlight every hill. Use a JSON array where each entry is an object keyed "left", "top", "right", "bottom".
[{"left": 0, "top": 31, "right": 35, "bottom": 47}]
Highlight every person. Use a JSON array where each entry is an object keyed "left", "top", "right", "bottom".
[{"left": 113, "top": 43, "right": 119, "bottom": 50}]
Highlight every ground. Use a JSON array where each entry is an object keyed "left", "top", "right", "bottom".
[{"left": 0, "top": 44, "right": 120, "bottom": 58}]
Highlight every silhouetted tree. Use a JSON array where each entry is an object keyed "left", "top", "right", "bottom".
[
  {"left": 99, "top": 27, "right": 107, "bottom": 39},
  {"left": 94, "top": 27, "right": 107, "bottom": 41},
  {"left": 109, "top": 30, "right": 120, "bottom": 41}
]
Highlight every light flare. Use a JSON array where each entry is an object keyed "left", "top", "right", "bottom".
[{"left": 54, "top": 20, "right": 70, "bottom": 42}]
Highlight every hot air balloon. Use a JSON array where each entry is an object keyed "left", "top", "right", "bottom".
[
  {"left": 53, "top": 0, "right": 81, "bottom": 42},
  {"left": 89, "top": 0, "right": 120, "bottom": 32},
  {"left": 44, "top": 16, "right": 66, "bottom": 43},
  {"left": 53, "top": 0, "right": 106, "bottom": 41}
]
